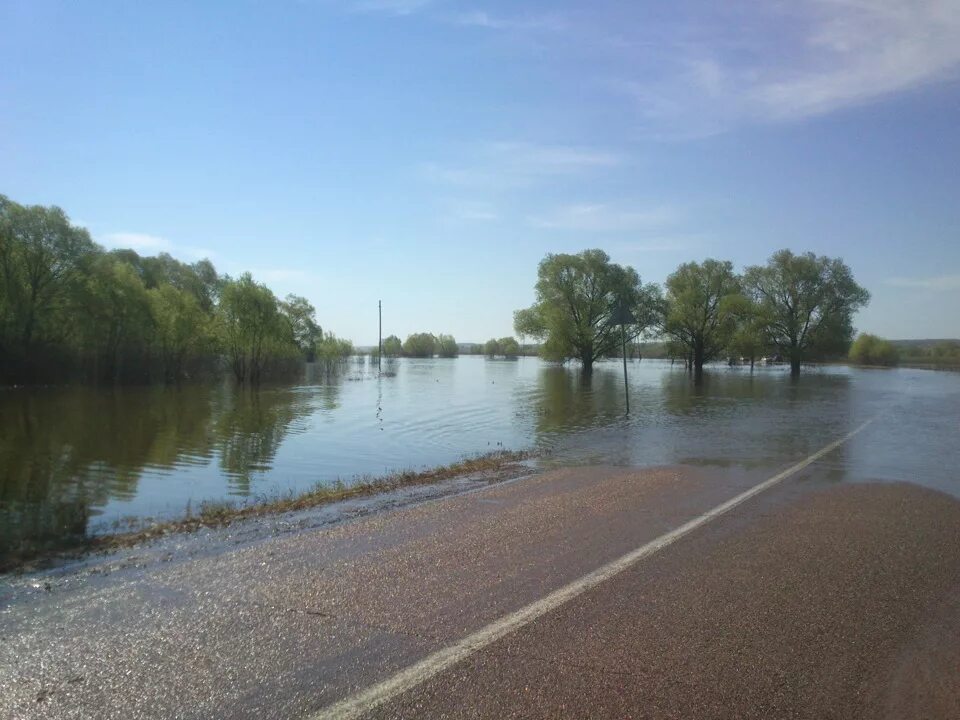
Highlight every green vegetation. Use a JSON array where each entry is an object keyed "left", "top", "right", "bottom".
[
  {"left": 382, "top": 334, "right": 402, "bottom": 357},
  {"left": 436, "top": 333, "right": 459, "bottom": 358},
  {"left": 316, "top": 333, "right": 355, "bottom": 362},
  {"left": 894, "top": 340, "right": 960, "bottom": 367},
  {"left": 849, "top": 333, "right": 900, "bottom": 367},
  {"left": 0, "top": 194, "right": 338, "bottom": 385},
  {"left": 514, "top": 249, "right": 662, "bottom": 374},
  {"left": 484, "top": 336, "right": 520, "bottom": 358},
  {"left": 402, "top": 332, "right": 437, "bottom": 358},
  {"left": 743, "top": 250, "right": 869, "bottom": 376},
  {"left": 517, "top": 248, "right": 870, "bottom": 378},
  {"left": 663, "top": 259, "right": 743, "bottom": 379}
]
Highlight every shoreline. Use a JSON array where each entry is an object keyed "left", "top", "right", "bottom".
[{"left": 0, "top": 449, "right": 533, "bottom": 575}]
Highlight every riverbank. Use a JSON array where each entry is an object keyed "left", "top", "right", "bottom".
[{"left": 0, "top": 450, "right": 532, "bottom": 574}]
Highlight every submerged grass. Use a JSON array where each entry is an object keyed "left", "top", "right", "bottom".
[{"left": 1, "top": 450, "right": 532, "bottom": 573}]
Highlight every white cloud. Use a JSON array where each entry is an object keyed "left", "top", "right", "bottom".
[
  {"left": 528, "top": 203, "right": 675, "bottom": 232},
  {"left": 100, "top": 232, "right": 213, "bottom": 261},
  {"left": 750, "top": 0, "right": 960, "bottom": 121},
  {"left": 453, "top": 10, "right": 565, "bottom": 33},
  {"left": 351, "top": 0, "right": 433, "bottom": 16},
  {"left": 885, "top": 274, "right": 960, "bottom": 290},
  {"left": 101, "top": 232, "right": 173, "bottom": 252},
  {"left": 599, "top": 0, "right": 960, "bottom": 133},
  {"left": 422, "top": 141, "right": 622, "bottom": 188}
]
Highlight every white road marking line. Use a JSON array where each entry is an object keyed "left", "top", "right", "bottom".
[{"left": 308, "top": 418, "right": 875, "bottom": 720}]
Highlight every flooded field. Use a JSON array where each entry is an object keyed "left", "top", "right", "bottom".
[{"left": 2, "top": 356, "right": 959, "bottom": 556}]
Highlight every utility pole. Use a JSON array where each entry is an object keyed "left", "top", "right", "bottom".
[
  {"left": 611, "top": 298, "right": 635, "bottom": 416},
  {"left": 378, "top": 300, "right": 382, "bottom": 372}
]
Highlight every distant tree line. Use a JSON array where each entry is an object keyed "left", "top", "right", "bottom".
[
  {"left": 515, "top": 248, "right": 871, "bottom": 378},
  {"left": 375, "top": 332, "right": 460, "bottom": 358},
  {"left": 0, "top": 194, "right": 351, "bottom": 385},
  {"left": 483, "top": 337, "right": 520, "bottom": 358}
]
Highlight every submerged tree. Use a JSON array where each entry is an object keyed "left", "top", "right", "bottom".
[
  {"left": 436, "top": 334, "right": 458, "bottom": 358},
  {"left": 848, "top": 333, "right": 899, "bottom": 367},
  {"left": 381, "top": 334, "right": 402, "bottom": 357},
  {"left": 280, "top": 294, "right": 322, "bottom": 362},
  {"left": 0, "top": 195, "right": 98, "bottom": 379},
  {"left": 402, "top": 332, "right": 436, "bottom": 358},
  {"left": 514, "top": 249, "right": 661, "bottom": 374},
  {"left": 663, "top": 259, "right": 742, "bottom": 379},
  {"left": 743, "top": 250, "right": 869, "bottom": 376},
  {"left": 730, "top": 308, "right": 768, "bottom": 371},
  {"left": 219, "top": 273, "right": 294, "bottom": 383},
  {"left": 149, "top": 284, "right": 215, "bottom": 382},
  {"left": 499, "top": 336, "right": 520, "bottom": 358}
]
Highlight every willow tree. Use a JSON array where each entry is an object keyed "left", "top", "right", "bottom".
[
  {"left": 663, "top": 259, "right": 743, "bottom": 379},
  {"left": 219, "top": 273, "right": 292, "bottom": 383},
  {"left": 0, "top": 195, "right": 97, "bottom": 379},
  {"left": 514, "top": 249, "right": 662, "bottom": 374},
  {"left": 743, "top": 250, "right": 869, "bottom": 376}
]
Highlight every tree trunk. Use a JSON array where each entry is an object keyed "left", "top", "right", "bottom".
[
  {"left": 693, "top": 341, "right": 705, "bottom": 379},
  {"left": 750, "top": 356, "right": 755, "bottom": 372},
  {"left": 790, "top": 356, "right": 801, "bottom": 377},
  {"left": 581, "top": 354, "right": 594, "bottom": 375}
]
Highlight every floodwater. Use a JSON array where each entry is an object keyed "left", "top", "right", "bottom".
[{"left": 2, "top": 356, "right": 959, "bottom": 557}]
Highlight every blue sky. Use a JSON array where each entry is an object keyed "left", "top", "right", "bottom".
[{"left": 2, "top": 0, "right": 959, "bottom": 343}]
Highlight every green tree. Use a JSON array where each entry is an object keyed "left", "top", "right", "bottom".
[
  {"left": 149, "top": 284, "right": 214, "bottom": 382},
  {"left": 662, "top": 259, "right": 742, "bottom": 379},
  {"left": 514, "top": 249, "right": 661, "bottom": 374},
  {"left": 730, "top": 314, "right": 767, "bottom": 371},
  {"left": 280, "top": 294, "right": 322, "bottom": 362},
  {"left": 403, "top": 332, "right": 436, "bottom": 358},
  {"left": 743, "top": 250, "right": 870, "bottom": 376},
  {"left": 218, "top": 273, "right": 292, "bottom": 383},
  {"left": 75, "top": 257, "right": 155, "bottom": 383},
  {"left": 315, "top": 332, "right": 354, "bottom": 362},
  {"left": 483, "top": 338, "right": 501, "bottom": 357},
  {"left": 848, "top": 333, "right": 900, "bottom": 367},
  {"left": 382, "top": 334, "right": 402, "bottom": 357},
  {"left": 0, "top": 195, "right": 97, "bottom": 379},
  {"left": 436, "top": 334, "right": 458, "bottom": 358},
  {"left": 499, "top": 336, "right": 520, "bottom": 358}
]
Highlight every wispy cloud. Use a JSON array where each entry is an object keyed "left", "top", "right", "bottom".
[
  {"left": 885, "top": 274, "right": 960, "bottom": 290},
  {"left": 350, "top": 0, "right": 434, "bottom": 16},
  {"left": 611, "top": 236, "right": 703, "bottom": 254},
  {"left": 606, "top": 0, "right": 960, "bottom": 133},
  {"left": 750, "top": 0, "right": 960, "bottom": 121},
  {"left": 453, "top": 10, "right": 565, "bottom": 33},
  {"left": 101, "top": 232, "right": 172, "bottom": 252},
  {"left": 100, "top": 232, "right": 213, "bottom": 261},
  {"left": 422, "top": 141, "right": 621, "bottom": 188},
  {"left": 528, "top": 203, "right": 675, "bottom": 233}
]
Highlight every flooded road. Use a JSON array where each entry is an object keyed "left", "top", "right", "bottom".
[{"left": 2, "top": 357, "right": 960, "bottom": 557}]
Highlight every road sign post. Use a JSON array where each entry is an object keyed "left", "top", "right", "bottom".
[{"left": 610, "top": 299, "right": 636, "bottom": 416}]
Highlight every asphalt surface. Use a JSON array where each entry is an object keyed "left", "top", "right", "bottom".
[{"left": 2, "top": 459, "right": 960, "bottom": 719}]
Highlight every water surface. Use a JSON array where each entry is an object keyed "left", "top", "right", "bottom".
[{"left": 2, "top": 356, "right": 958, "bottom": 555}]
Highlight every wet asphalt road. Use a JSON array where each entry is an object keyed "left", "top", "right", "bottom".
[{"left": 2, "top": 421, "right": 960, "bottom": 718}]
